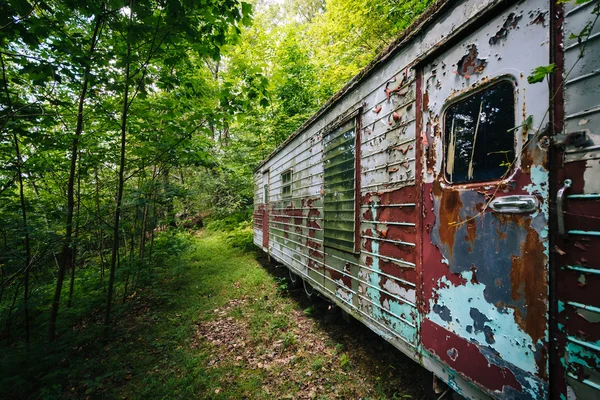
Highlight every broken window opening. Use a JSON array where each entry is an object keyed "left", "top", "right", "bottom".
[
  {"left": 281, "top": 170, "right": 292, "bottom": 198},
  {"left": 323, "top": 118, "right": 357, "bottom": 253},
  {"left": 444, "top": 80, "right": 515, "bottom": 184}
]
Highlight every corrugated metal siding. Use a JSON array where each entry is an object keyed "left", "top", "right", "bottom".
[
  {"left": 267, "top": 125, "right": 325, "bottom": 288},
  {"left": 260, "top": 55, "right": 421, "bottom": 353}
]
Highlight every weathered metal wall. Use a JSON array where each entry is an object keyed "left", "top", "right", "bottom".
[
  {"left": 254, "top": 0, "right": 515, "bottom": 367},
  {"left": 257, "top": 48, "right": 422, "bottom": 355},
  {"left": 551, "top": 1, "right": 600, "bottom": 399},
  {"left": 251, "top": 0, "right": 600, "bottom": 399}
]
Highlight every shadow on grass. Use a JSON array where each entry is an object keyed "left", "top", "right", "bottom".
[{"left": 254, "top": 250, "right": 430, "bottom": 399}]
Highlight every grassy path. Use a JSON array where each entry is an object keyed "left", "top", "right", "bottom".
[
  {"left": 6, "top": 230, "right": 428, "bottom": 399},
  {"left": 118, "top": 230, "right": 429, "bottom": 399}
]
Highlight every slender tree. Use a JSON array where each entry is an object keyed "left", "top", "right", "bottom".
[
  {"left": 49, "top": 3, "right": 105, "bottom": 340},
  {"left": 104, "top": 0, "right": 134, "bottom": 336}
]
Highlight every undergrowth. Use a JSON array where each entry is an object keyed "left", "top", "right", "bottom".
[
  {"left": 205, "top": 208, "right": 255, "bottom": 251},
  {"left": 1, "top": 227, "right": 424, "bottom": 399}
]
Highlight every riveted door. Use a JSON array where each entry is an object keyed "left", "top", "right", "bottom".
[{"left": 419, "top": 1, "right": 551, "bottom": 398}]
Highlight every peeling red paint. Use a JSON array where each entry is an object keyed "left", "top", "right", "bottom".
[{"left": 422, "top": 319, "right": 522, "bottom": 393}]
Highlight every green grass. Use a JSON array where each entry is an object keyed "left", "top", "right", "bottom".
[{"left": 1, "top": 229, "right": 426, "bottom": 399}]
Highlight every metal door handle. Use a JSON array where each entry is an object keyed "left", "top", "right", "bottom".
[
  {"left": 557, "top": 179, "right": 572, "bottom": 236},
  {"left": 489, "top": 195, "right": 538, "bottom": 213}
]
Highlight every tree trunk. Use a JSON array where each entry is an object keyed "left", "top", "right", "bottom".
[
  {"left": 95, "top": 166, "right": 106, "bottom": 289},
  {"left": 140, "top": 165, "right": 157, "bottom": 264},
  {"left": 49, "top": 8, "right": 104, "bottom": 341},
  {"left": 104, "top": 1, "right": 132, "bottom": 337},
  {"left": 12, "top": 131, "right": 31, "bottom": 347},
  {"left": 68, "top": 154, "right": 82, "bottom": 308},
  {"left": 2, "top": 47, "right": 32, "bottom": 348}
]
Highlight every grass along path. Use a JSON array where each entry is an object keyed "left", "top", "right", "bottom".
[
  {"left": 9, "top": 229, "right": 428, "bottom": 399},
  {"left": 121, "top": 229, "right": 428, "bottom": 399}
]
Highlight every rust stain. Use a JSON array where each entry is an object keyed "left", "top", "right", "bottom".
[
  {"left": 426, "top": 120, "right": 436, "bottom": 173},
  {"left": 455, "top": 45, "right": 486, "bottom": 78},
  {"left": 395, "top": 144, "right": 414, "bottom": 155},
  {"left": 509, "top": 221, "right": 547, "bottom": 345},
  {"left": 520, "top": 147, "right": 534, "bottom": 173},
  {"left": 433, "top": 116, "right": 441, "bottom": 138},
  {"left": 496, "top": 227, "right": 508, "bottom": 240},
  {"left": 376, "top": 228, "right": 388, "bottom": 238},
  {"left": 433, "top": 180, "right": 462, "bottom": 256}
]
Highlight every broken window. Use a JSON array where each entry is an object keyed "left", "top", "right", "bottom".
[
  {"left": 323, "top": 118, "right": 356, "bottom": 253},
  {"left": 281, "top": 170, "right": 292, "bottom": 198},
  {"left": 444, "top": 80, "right": 515, "bottom": 183}
]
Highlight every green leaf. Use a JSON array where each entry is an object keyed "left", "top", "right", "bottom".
[
  {"left": 241, "top": 2, "right": 252, "bottom": 17},
  {"left": 527, "top": 64, "right": 555, "bottom": 84}
]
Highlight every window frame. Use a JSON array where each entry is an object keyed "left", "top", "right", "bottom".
[
  {"left": 322, "top": 110, "right": 361, "bottom": 254},
  {"left": 441, "top": 77, "right": 518, "bottom": 186},
  {"left": 281, "top": 169, "right": 293, "bottom": 199}
]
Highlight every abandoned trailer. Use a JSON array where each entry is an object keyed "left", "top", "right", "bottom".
[{"left": 252, "top": 0, "right": 600, "bottom": 398}]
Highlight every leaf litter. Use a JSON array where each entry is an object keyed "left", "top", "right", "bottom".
[{"left": 192, "top": 289, "right": 427, "bottom": 399}]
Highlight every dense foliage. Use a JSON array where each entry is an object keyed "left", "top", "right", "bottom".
[{"left": 0, "top": 0, "right": 433, "bottom": 397}]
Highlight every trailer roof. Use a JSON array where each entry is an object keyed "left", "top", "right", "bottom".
[{"left": 253, "top": 0, "right": 454, "bottom": 172}]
